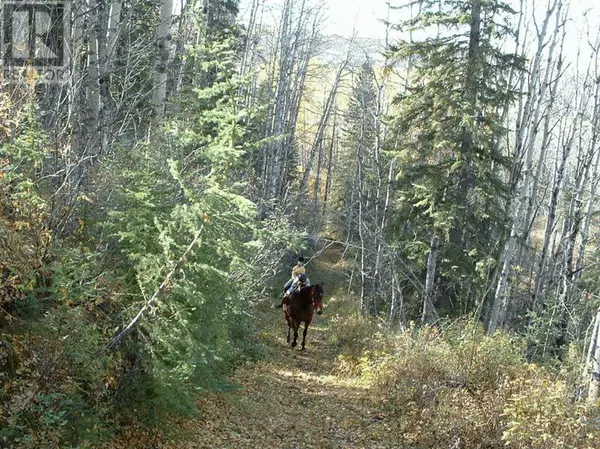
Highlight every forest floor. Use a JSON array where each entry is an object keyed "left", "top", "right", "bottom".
[
  {"left": 170, "top": 250, "right": 403, "bottom": 449},
  {"left": 173, "top": 301, "right": 398, "bottom": 449}
]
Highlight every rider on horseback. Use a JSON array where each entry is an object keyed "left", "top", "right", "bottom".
[
  {"left": 278, "top": 257, "right": 310, "bottom": 308},
  {"left": 283, "top": 257, "right": 307, "bottom": 291}
]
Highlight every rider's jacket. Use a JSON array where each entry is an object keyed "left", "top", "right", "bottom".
[{"left": 292, "top": 264, "right": 305, "bottom": 278}]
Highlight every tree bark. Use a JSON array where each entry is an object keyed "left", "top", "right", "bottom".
[
  {"left": 86, "top": 0, "right": 101, "bottom": 126},
  {"left": 422, "top": 235, "right": 439, "bottom": 324},
  {"left": 531, "top": 122, "right": 571, "bottom": 310},
  {"left": 588, "top": 307, "right": 600, "bottom": 403},
  {"left": 321, "top": 111, "right": 337, "bottom": 218},
  {"left": 487, "top": 0, "right": 563, "bottom": 334},
  {"left": 152, "top": 0, "right": 175, "bottom": 117}
]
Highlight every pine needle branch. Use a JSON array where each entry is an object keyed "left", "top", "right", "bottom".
[{"left": 107, "top": 225, "right": 204, "bottom": 350}]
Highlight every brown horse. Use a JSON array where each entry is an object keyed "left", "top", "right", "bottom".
[{"left": 283, "top": 284, "right": 324, "bottom": 351}]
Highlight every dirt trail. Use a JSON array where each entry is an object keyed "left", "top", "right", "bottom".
[{"left": 175, "top": 305, "right": 395, "bottom": 449}]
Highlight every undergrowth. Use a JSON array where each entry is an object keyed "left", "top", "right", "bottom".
[{"left": 328, "top": 312, "right": 600, "bottom": 448}]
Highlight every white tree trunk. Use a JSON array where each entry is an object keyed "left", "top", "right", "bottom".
[
  {"left": 487, "top": 0, "right": 563, "bottom": 334},
  {"left": 574, "top": 43, "right": 600, "bottom": 277},
  {"left": 588, "top": 307, "right": 600, "bottom": 403},
  {"left": 531, "top": 131, "right": 570, "bottom": 309},
  {"left": 357, "top": 140, "right": 367, "bottom": 313},
  {"left": 86, "top": 0, "right": 100, "bottom": 121},
  {"left": 106, "top": 0, "right": 123, "bottom": 64},
  {"left": 152, "top": 0, "right": 174, "bottom": 117}
]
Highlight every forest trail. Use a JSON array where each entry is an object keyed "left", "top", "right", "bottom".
[
  {"left": 175, "top": 309, "right": 395, "bottom": 449},
  {"left": 174, "top": 251, "right": 400, "bottom": 449}
]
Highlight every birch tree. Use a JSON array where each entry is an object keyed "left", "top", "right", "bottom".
[
  {"left": 488, "top": 0, "right": 564, "bottom": 334},
  {"left": 588, "top": 307, "right": 600, "bottom": 402},
  {"left": 260, "top": 0, "right": 323, "bottom": 209},
  {"left": 152, "top": 0, "right": 175, "bottom": 117}
]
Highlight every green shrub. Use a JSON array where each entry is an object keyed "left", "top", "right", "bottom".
[
  {"left": 328, "top": 317, "right": 600, "bottom": 448},
  {"left": 328, "top": 311, "right": 389, "bottom": 376},
  {"left": 0, "top": 308, "right": 115, "bottom": 449}
]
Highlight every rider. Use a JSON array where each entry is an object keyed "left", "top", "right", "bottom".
[
  {"left": 278, "top": 257, "right": 310, "bottom": 307},
  {"left": 283, "top": 257, "right": 306, "bottom": 294}
]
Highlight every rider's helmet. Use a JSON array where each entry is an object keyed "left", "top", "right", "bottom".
[
  {"left": 298, "top": 273, "right": 307, "bottom": 283},
  {"left": 298, "top": 256, "right": 305, "bottom": 265}
]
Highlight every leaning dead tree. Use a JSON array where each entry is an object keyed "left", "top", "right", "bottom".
[{"left": 108, "top": 226, "right": 204, "bottom": 350}]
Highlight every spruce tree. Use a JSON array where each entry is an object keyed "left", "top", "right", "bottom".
[
  {"left": 335, "top": 62, "right": 378, "bottom": 237},
  {"left": 102, "top": 30, "right": 262, "bottom": 420},
  {"left": 389, "top": 0, "right": 524, "bottom": 318}
]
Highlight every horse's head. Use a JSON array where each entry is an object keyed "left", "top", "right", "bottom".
[{"left": 311, "top": 284, "right": 324, "bottom": 315}]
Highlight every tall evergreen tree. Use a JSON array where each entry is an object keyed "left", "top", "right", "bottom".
[
  {"left": 335, "top": 62, "right": 378, "bottom": 237},
  {"left": 388, "top": 0, "right": 524, "bottom": 320},
  {"left": 100, "top": 28, "right": 262, "bottom": 421}
]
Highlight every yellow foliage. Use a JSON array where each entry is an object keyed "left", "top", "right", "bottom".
[
  {"left": 502, "top": 366, "right": 600, "bottom": 448},
  {"left": 327, "top": 315, "right": 600, "bottom": 448}
]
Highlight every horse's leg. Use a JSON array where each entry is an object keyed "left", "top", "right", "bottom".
[
  {"left": 291, "top": 319, "right": 299, "bottom": 348},
  {"left": 301, "top": 317, "right": 312, "bottom": 351},
  {"left": 284, "top": 310, "right": 292, "bottom": 344}
]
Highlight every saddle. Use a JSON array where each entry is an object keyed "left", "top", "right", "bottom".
[{"left": 280, "top": 280, "right": 308, "bottom": 308}]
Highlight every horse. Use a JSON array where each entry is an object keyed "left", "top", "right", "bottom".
[{"left": 282, "top": 284, "right": 324, "bottom": 351}]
